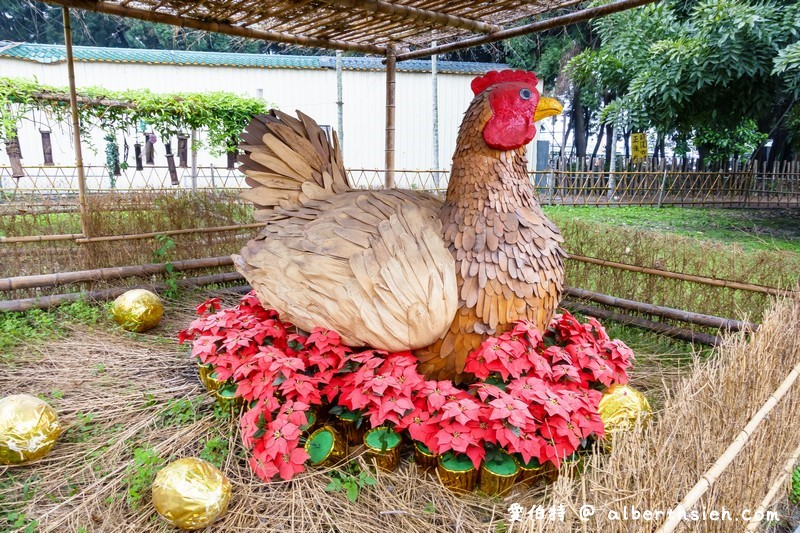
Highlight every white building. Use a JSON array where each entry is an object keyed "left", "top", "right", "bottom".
[{"left": 0, "top": 42, "right": 562, "bottom": 191}]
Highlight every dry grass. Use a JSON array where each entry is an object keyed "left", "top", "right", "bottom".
[
  {"left": 0, "top": 291, "right": 798, "bottom": 532},
  {"left": 558, "top": 217, "right": 800, "bottom": 322}
]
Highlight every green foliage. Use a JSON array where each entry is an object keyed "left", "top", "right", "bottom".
[
  {"left": 199, "top": 437, "right": 230, "bottom": 469},
  {"left": 153, "top": 234, "right": 179, "bottom": 298},
  {"left": 0, "top": 471, "right": 39, "bottom": 532},
  {"left": 123, "top": 445, "right": 165, "bottom": 510},
  {"left": 694, "top": 119, "right": 768, "bottom": 161},
  {"left": 0, "top": 299, "right": 101, "bottom": 362},
  {"left": 157, "top": 396, "right": 204, "bottom": 427},
  {"left": 325, "top": 463, "right": 377, "bottom": 502},
  {"left": 791, "top": 464, "right": 800, "bottom": 504},
  {"left": 0, "top": 77, "right": 270, "bottom": 154},
  {"left": 104, "top": 133, "right": 119, "bottom": 189},
  {"left": 568, "top": 0, "right": 800, "bottom": 154}
]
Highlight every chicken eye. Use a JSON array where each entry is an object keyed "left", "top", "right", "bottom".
[{"left": 519, "top": 88, "right": 532, "bottom": 100}]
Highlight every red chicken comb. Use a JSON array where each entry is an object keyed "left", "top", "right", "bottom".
[{"left": 471, "top": 70, "right": 539, "bottom": 96}]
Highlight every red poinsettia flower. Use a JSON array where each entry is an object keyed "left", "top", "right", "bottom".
[
  {"left": 422, "top": 380, "right": 461, "bottom": 410},
  {"left": 277, "top": 447, "right": 310, "bottom": 480},
  {"left": 488, "top": 393, "right": 535, "bottom": 428},
  {"left": 196, "top": 297, "right": 222, "bottom": 316},
  {"left": 250, "top": 454, "right": 279, "bottom": 482},
  {"left": 441, "top": 397, "right": 482, "bottom": 425}
]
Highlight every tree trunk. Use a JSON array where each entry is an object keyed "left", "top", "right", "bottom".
[
  {"left": 604, "top": 123, "right": 614, "bottom": 171},
  {"left": 572, "top": 87, "right": 587, "bottom": 158},
  {"left": 590, "top": 123, "right": 605, "bottom": 164}
]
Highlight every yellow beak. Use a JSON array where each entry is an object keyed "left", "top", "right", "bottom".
[{"left": 534, "top": 96, "right": 563, "bottom": 122}]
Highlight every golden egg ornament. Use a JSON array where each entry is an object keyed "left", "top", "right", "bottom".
[
  {"left": 599, "top": 384, "right": 652, "bottom": 446},
  {"left": 112, "top": 289, "right": 164, "bottom": 332},
  {"left": 0, "top": 394, "right": 61, "bottom": 464},
  {"left": 152, "top": 457, "right": 231, "bottom": 530}
]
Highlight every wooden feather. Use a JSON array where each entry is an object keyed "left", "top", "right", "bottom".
[{"left": 237, "top": 96, "right": 566, "bottom": 382}]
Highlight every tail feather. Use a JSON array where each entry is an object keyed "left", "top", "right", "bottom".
[{"left": 237, "top": 110, "right": 350, "bottom": 214}]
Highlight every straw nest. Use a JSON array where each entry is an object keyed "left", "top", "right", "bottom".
[{"left": 1, "top": 291, "right": 798, "bottom": 532}]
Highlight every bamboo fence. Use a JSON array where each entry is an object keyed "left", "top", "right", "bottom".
[{"left": 656, "top": 361, "right": 800, "bottom": 533}]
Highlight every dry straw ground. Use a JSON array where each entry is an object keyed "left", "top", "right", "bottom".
[{"left": 0, "top": 291, "right": 798, "bottom": 532}]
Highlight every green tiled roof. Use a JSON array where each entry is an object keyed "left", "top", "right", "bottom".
[{"left": 0, "top": 41, "right": 506, "bottom": 74}]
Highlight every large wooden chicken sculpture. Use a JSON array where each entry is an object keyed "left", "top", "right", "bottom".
[{"left": 233, "top": 70, "right": 566, "bottom": 382}]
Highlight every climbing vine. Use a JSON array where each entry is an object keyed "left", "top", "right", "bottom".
[{"left": 0, "top": 77, "right": 271, "bottom": 155}]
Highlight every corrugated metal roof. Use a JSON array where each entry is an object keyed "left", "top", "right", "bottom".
[{"left": 0, "top": 41, "right": 506, "bottom": 74}]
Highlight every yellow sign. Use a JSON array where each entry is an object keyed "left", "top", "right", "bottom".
[{"left": 631, "top": 133, "right": 648, "bottom": 162}]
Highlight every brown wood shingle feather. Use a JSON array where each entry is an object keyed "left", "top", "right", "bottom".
[{"left": 235, "top": 89, "right": 565, "bottom": 382}]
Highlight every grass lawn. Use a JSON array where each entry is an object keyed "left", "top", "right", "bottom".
[{"left": 542, "top": 206, "right": 800, "bottom": 254}]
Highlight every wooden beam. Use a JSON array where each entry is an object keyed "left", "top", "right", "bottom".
[
  {"left": 395, "top": 0, "right": 658, "bottom": 61},
  {"left": 318, "top": 0, "right": 501, "bottom": 34},
  {"left": 385, "top": 43, "right": 396, "bottom": 189},
  {"left": 40, "top": 0, "right": 387, "bottom": 55},
  {"left": 63, "top": 7, "right": 89, "bottom": 239}
]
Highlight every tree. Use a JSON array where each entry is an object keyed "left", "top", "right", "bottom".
[{"left": 569, "top": 0, "right": 800, "bottom": 166}]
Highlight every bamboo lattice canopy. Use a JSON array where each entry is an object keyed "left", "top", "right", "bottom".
[{"left": 37, "top": 0, "right": 657, "bottom": 58}]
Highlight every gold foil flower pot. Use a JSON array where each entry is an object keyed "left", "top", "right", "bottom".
[
  {"left": 436, "top": 453, "right": 478, "bottom": 493},
  {"left": 479, "top": 450, "right": 519, "bottom": 496},
  {"left": 213, "top": 382, "right": 244, "bottom": 411},
  {"left": 305, "top": 426, "right": 347, "bottom": 467},
  {"left": 514, "top": 455, "right": 546, "bottom": 487},
  {"left": 152, "top": 457, "right": 231, "bottom": 530},
  {"left": 0, "top": 394, "right": 61, "bottom": 464},
  {"left": 196, "top": 363, "right": 223, "bottom": 394},
  {"left": 413, "top": 442, "right": 438, "bottom": 472},
  {"left": 300, "top": 409, "right": 318, "bottom": 436},
  {"left": 336, "top": 411, "right": 366, "bottom": 446},
  {"left": 363, "top": 427, "right": 401, "bottom": 472},
  {"left": 112, "top": 289, "right": 163, "bottom": 332}
]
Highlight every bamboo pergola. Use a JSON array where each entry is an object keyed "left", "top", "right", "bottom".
[{"left": 34, "top": 0, "right": 656, "bottom": 237}]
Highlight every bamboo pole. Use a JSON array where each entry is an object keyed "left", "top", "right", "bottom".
[
  {"left": 318, "top": 0, "right": 501, "bottom": 33},
  {"left": 0, "top": 255, "right": 234, "bottom": 291},
  {"left": 395, "top": 0, "right": 658, "bottom": 61},
  {"left": 562, "top": 301, "right": 721, "bottom": 346},
  {"left": 564, "top": 286, "right": 757, "bottom": 332},
  {"left": 656, "top": 361, "right": 800, "bottom": 533},
  {"left": 74, "top": 222, "right": 266, "bottom": 244},
  {"left": 41, "top": 0, "right": 386, "bottom": 55},
  {"left": 62, "top": 6, "right": 89, "bottom": 239},
  {"left": 745, "top": 441, "right": 800, "bottom": 531},
  {"left": 568, "top": 254, "right": 796, "bottom": 297},
  {"left": 336, "top": 50, "right": 344, "bottom": 154},
  {"left": 385, "top": 43, "right": 396, "bottom": 189},
  {"left": 1, "top": 233, "right": 84, "bottom": 243},
  {"left": 0, "top": 272, "right": 245, "bottom": 313}
]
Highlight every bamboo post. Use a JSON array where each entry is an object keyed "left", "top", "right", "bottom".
[
  {"left": 336, "top": 50, "right": 344, "bottom": 154},
  {"left": 562, "top": 301, "right": 720, "bottom": 346},
  {"left": 0, "top": 255, "right": 234, "bottom": 291},
  {"left": 62, "top": 7, "right": 89, "bottom": 238},
  {"left": 0, "top": 272, "right": 245, "bottom": 313},
  {"left": 564, "top": 286, "right": 756, "bottom": 331},
  {"left": 385, "top": 43, "right": 396, "bottom": 189},
  {"left": 656, "top": 361, "right": 800, "bottom": 533},
  {"left": 656, "top": 167, "right": 667, "bottom": 207},
  {"left": 431, "top": 39, "right": 440, "bottom": 190},
  {"left": 567, "top": 253, "right": 795, "bottom": 297},
  {"left": 745, "top": 441, "right": 800, "bottom": 531}
]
